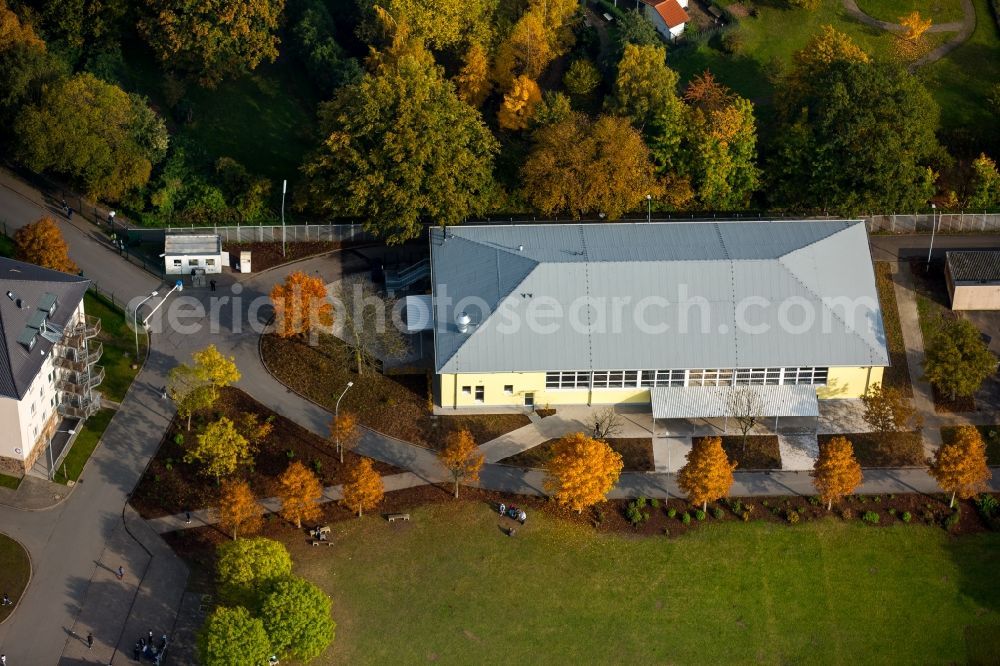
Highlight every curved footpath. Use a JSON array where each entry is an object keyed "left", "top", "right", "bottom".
[{"left": 841, "top": 0, "right": 976, "bottom": 68}]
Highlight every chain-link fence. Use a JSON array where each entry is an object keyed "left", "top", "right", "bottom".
[{"left": 864, "top": 212, "right": 1000, "bottom": 234}]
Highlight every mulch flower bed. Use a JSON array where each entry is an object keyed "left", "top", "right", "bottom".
[
  {"left": 697, "top": 435, "right": 781, "bottom": 470},
  {"left": 130, "top": 387, "right": 405, "bottom": 519},
  {"left": 223, "top": 241, "right": 347, "bottom": 272},
  {"left": 261, "top": 334, "right": 530, "bottom": 447},
  {"left": 931, "top": 387, "right": 977, "bottom": 414},
  {"left": 499, "top": 437, "right": 654, "bottom": 471},
  {"left": 818, "top": 432, "right": 924, "bottom": 467}
]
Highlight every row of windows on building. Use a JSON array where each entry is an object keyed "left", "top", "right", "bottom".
[
  {"left": 544, "top": 367, "right": 829, "bottom": 390},
  {"left": 171, "top": 258, "right": 217, "bottom": 267}
]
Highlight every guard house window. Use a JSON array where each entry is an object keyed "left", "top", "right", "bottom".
[
  {"left": 474, "top": 386, "right": 484, "bottom": 403},
  {"left": 504, "top": 385, "right": 514, "bottom": 395},
  {"left": 206, "top": 258, "right": 216, "bottom": 266},
  {"left": 190, "top": 259, "right": 199, "bottom": 266},
  {"left": 173, "top": 259, "right": 182, "bottom": 267},
  {"left": 462, "top": 386, "right": 471, "bottom": 396}
]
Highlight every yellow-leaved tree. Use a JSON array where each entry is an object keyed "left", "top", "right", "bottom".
[
  {"left": 341, "top": 457, "right": 384, "bottom": 517},
  {"left": 544, "top": 432, "right": 624, "bottom": 513},
  {"left": 677, "top": 437, "right": 736, "bottom": 512},
  {"left": 329, "top": 411, "right": 360, "bottom": 464},
  {"left": 184, "top": 417, "right": 252, "bottom": 481},
  {"left": 929, "top": 426, "right": 992, "bottom": 508},
  {"left": 900, "top": 11, "right": 932, "bottom": 41},
  {"left": 217, "top": 479, "right": 264, "bottom": 540},
  {"left": 438, "top": 428, "right": 484, "bottom": 498},
  {"left": 14, "top": 217, "right": 78, "bottom": 274},
  {"left": 277, "top": 461, "right": 323, "bottom": 528},
  {"left": 811, "top": 436, "right": 863, "bottom": 510},
  {"left": 498, "top": 75, "right": 542, "bottom": 130},
  {"left": 269, "top": 270, "right": 332, "bottom": 339},
  {"left": 454, "top": 42, "right": 491, "bottom": 107}
]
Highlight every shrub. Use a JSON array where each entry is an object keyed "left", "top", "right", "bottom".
[
  {"left": 923, "top": 510, "right": 936, "bottom": 523},
  {"left": 695, "top": 510, "right": 706, "bottom": 521},
  {"left": 943, "top": 508, "right": 961, "bottom": 531},
  {"left": 841, "top": 508, "right": 854, "bottom": 520},
  {"left": 626, "top": 499, "right": 650, "bottom": 526},
  {"left": 712, "top": 507, "right": 724, "bottom": 519},
  {"left": 731, "top": 499, "right": 744, "bottom": 515},
  {"left": 976, "top": 493, "right": 999, "bottom": 518},
  {"left": 888, "top": 508, "right": 897, "bottom": 516},
  {"left": 762, "top": 500, "right": 770, "bottom": 507},
  {"left": 741, "top": 511, "right": 751, "bottom": 522},
  {"left": 786, "top": 509, "right": 800, "bottom": 524},
  {"left": 721, "top": 29, "right": 746, "bottom": 55},
  {"left": 591, "top": 506, "right": 605, "bottom": 526},
  {"left": 862, "top": 511, "right": 880, "bottom": 525},
  {"left": 681, "top": 512, "right": 691, "bottom": 525},
  {"left": 808, "top": 496, "right": 821, "bottom": 506},
  {"left": 874, "top": 496, "right": 882, "bottom": 503},
  {"left": 174, "top": 433, "right": 184, "bottom": 445},
  {"left": 650, "top": 498, "right": 660, "bottom": 509},
  {"left": 901, "top": 511, "right": 912, "bottom": 523},
  {"left": 667, "top": 507, "right": 677, "bottom": 519}
]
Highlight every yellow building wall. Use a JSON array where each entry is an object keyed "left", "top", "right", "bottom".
[
  {"left": 440, "top": 366, "right": 884, "bottom": 408},
  {"left": 817, "top": 366, "right": 882, "bottom": 399}
]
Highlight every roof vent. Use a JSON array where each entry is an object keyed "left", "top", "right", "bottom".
[
  {"left": 456, "top": 311, "right": 472, "bottom": 334},
  {"left": 6, "top": 290, "right": 14, "bottom": 302},
  {"left": 518, "top": 244, "right": 524, "bottom": 252}
]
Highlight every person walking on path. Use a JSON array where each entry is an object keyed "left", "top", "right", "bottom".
[
  {"left": 2, "top": 593, "right": 10, "bottom": 605},
  {"left": 87, "top": 633, "right": 94, "bottom": 649},
  {"left": 116, "top": 566, "right": 124, "bottom": 581},
  {"left": 499, "top": 502, "right": 506, "bottom": 517}
]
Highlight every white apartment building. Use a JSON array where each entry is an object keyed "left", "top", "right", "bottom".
[{"left": 0, "top": 258, "right": 102, "bottom": 477}]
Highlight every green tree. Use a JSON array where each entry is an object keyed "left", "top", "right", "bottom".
[
  {"left": 216, "top": 537, "right": 293, "bottom": 606},
  {"left": 288, "top": 0, "right": 361, "bottom": 96},
  {"left": 301, "top": 48, "right": 498, "bottom": 245},
  {"left": 185, "top": 417, "right": 252, "bottom": 481},
  {"left": 260, "top": 576, "right": 336, "bottom": 661},
  {"left": 770, "top": 58, "right": 940, "bottom": 213},
  {"left": 24, "top": 0, "right": 127, "bottom": 52},
  {"left": 139, "top": 0, "right": 284, "bottom": 87},
  {"left": 492, "top": 0, "right": 578, "bottom": 85},
  {"left": 965, "top": 153, "right": 1000, "bottom": 210},
  {"left": 923, "top": 318, "right": 997, "bottom": 401},
  {"left": 861, "top": 382, "right": 917, "bottom": 433},
  {"left": 685, "top": 95, "right": 761, "bottom": 209},
  {"left": 610, "top": 43, "right": 682, "bottom": 131},
  {"left": 359, "top": 0, "right": 496, "bottom": 53},
  {"left": 615, "top": 9, "right": 660, "bottom": 54},
  {"left": 563, "top": 58, "right": 601, "bottom": 97},
  {"left": 533, "top": 90, "right": 573, "bottom": 127},
  {"left": 192, "top": 344, "right": 241, "bottom": 396},
  {"left": 521, "top": 112, "right": 662, "bottom": 218},
  {"left": 197, "top": 606, "right": 271, "bottom": 666},
  {"left": 0, "top": 0, "right": 66, "bottom": 129},
  {"left": 15, "top": 73, "right": 168, "bottom": 201},
  {"left": 167, "top": 364, "right": 214, "bottom": 431}
]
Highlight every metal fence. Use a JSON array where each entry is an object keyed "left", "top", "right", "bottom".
[{"left": 864, "top": 212, "right": 1000, "bottom": 234}]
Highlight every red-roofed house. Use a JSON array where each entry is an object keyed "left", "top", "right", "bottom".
[{"left": 641, "top": 0, "right": 690, "bottom": 40}]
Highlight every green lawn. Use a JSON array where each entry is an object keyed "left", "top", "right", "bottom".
[
  {"left": 856, "top": 0, "right": 965, "bottom": 24},
  {"left": 919, "top": 0, "right": 1000, "bottom": 147},
  {"left": 84, "top": 291, "right": 146, "bottom": 403},
  {"left": 0, "top": 533, "right": 31, "bottom": 623},
  {"left": 54, "top": 408, "right": 114, "bottom": 485},
  {"left": 302, "top": 503, "right": 1000, "bottom": 665}
]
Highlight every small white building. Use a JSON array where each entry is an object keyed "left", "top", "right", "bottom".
[
  {"left": 946, "top": 251, "right": 1000, "bottom": 310},
  {"left": 641, "top": 0, "right": 690, "bottom": 40},
  {"left": 164, "top": 235, "right": 225, "bottom": 275},
  {"left": 0, "top": 258, "right": 102, "bottom": 477}
]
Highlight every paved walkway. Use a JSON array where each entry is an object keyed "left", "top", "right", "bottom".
[{"left": 840, "top": 0, "right": 976, "bottom": 69}]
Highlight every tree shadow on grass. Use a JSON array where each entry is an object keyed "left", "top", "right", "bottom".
[{"left": 946, "top": 531, "right": 1000, "bottom": 663}]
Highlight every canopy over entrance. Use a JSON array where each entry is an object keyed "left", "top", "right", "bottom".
[{"left": 650, "top": 385, "right": 819, "bottom": 420}]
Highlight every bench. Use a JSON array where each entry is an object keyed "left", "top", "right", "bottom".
[
  {"left": 311, "top": 539, "right": 334, "bottom": 547},
  {"left": 602, "top": 12, "right": 614, "bottom": 21},
  {"left": 386, "top": 512, "right": 410, "bottom": 523}
]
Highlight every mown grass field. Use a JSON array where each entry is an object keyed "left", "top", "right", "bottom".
[
  {"left": 298, "top": 502, "right": 1000, "bottom": 665},
  {"left": 0, "top": 533, "right": 30, "bottom": 623}
]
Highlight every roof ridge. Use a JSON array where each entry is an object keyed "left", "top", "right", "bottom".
[
  {"left": 776, "top": 220, "right": 854, "bottom": 259},
  {"left": 714, "top": 223, "right": 741, "bottom": 367}
]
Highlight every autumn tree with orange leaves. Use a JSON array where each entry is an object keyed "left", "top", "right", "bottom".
[
  {"left": 330, "top": 411, "right": 360, "bottom": 464},
  {"left": 900, "top": 11, "right": 932, "bottom": 41},
  {"left": 811, "top": 437, "right": 863, "bottom": 510},
  {"left": 678, "top": 437, "right": 736, "bottom": 512},
  {"left": 14, "top": 217, "right": 78, "bottom": 273},
  {"left": 341, "top": 457, "right": 384, "bottom": 517},
  {"left": 217, "top": 479, "right": 264, "bottom": 540},
  {"left": 270, "top": 270, "right": 332, "bottom": 339},
  {"left": 929, "top": 426, "right": 992, "bottom": 508},
  {"left": 498, "top": 74, "right": 542, "bottom": 130},
  {"left": 455, "top": 42, "right": 491, "bottom": 107},
  {"left": 438, "top": 428, "right": 484, "bottom": 498},
  {"left": 544, "top": 432, "right": 624, "bottom": 513},
  {"left": 277, "top": 461, "right": 323, "bottom": 528}
]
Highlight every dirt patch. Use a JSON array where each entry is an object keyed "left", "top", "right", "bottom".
[
  {"left": 130, "top": 387, "right": 405, "bottom": 519},
  {"left": 931, "top": 387, "right": 977, "bottom": 414},
  {"left": 223, "top": 241, "right": 347, "bottom": 272},
  {"left": 697, "top": 435, "right": 781, "bottom": 470},
  {"left": 535, "top": 408, "right": 557, "bottom": 418},
  {"left": 499, "top": 437, "right": 654, "bottom": 471},
  {"left": 874, "top": 262, "right": 912, "bottom": 396},
  {"left": 818, "top": 431, "right": 924, "bottom": 467},
  {"left": 261, "top": 335, "right": 530, "bottom": 448}
]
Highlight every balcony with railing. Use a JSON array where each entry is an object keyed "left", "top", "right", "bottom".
[
  {"left": 56, "top": 366, "right": 105, "bottom": 395},
  {"left": 53, "top": 341, "right": 103, "bottom": 373},
  {"left": 63, "top": 315, "right": 101, "bottom": 343},
  {"left": 58, "top": 391, "right": 102, "bottom": 419}
]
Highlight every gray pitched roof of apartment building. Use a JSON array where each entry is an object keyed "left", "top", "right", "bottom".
[
  {"left": 430, "top": 220, "right": 889, "bottom": 374},
  {"left": 0, "top": 258, "right": 90, "bottom": 399}
]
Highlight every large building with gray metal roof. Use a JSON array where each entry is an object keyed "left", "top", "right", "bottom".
[{"left": 429, "top": 220, "right": 889, "bottom": 417}]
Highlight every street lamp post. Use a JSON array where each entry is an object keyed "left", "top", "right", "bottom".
[
  {"left": 646, "top": 194, "right": 652, "bottom": 223},
  {"left": 335, "top": 381, "right": 354, "bottom": 463},
  {"left": 926, "top": 203, "right": 937, "bottom": 271},
  {"left": 141, "top": 281, "right": 184, "bottom": 330},
  {"left": 49, "top": 428, "right": 76, "bottom": 481},
  {"left": 281, "top": 179, "right": 287, "bottom": 258},
  {"left": 133, "top": 291, "right": 158, "bottom": 357}
]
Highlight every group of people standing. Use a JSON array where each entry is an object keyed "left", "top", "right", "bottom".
[{"left": 498, "top": 502, "right": 527, "bottom": 536}]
